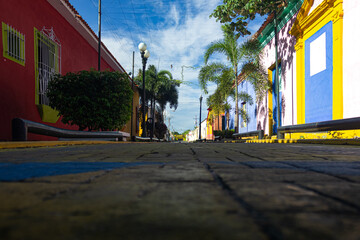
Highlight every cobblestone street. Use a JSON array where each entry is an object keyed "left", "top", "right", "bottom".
[{"left": 0, "top": 142, "right": 360, "bottom": 239}]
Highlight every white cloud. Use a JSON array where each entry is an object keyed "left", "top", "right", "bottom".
[
  {"left": 101, "top": 0, "right": 229, "bottom": 132},
  {"left": 102, "top": 36, "right": 138, "bottom": 74},
  {"left": 146, "top": 8, "right": 224, "bottom": 132},
  {"left": 71, "top": 0, "right": 268, "bottom": 133},
  {"left": 169, "top": 4, "right": 180, "bottom": 26}
]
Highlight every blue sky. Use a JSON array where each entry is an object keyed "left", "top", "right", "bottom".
[{"left": 69, "top": 0, "right": 266, "bottom": 133}]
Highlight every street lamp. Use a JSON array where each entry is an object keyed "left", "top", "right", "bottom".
[
  {"left": 199, "top": 95, "right": 203, "bottom": 141},
  {"left": 139, "top": 43, "right": 150, "bottom": 137}
]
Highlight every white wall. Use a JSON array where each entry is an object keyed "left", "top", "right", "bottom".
[
  {"left": 343, "top": 0, "right": 360, "bottom": 118},
  {"left": 258, "top": 12, "right": 298, "bottom": 134},
  {"left": 187, "top": 128, "right": 198, "bottom": 142},
  {"left": 309, "top": 0, "right": 323, "bottom": 15},
  {"left": 201, "top": 120, "right": 207, "bottom": 139}
]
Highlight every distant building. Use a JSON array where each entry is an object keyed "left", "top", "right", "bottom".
[
  {"left": 186, "top": 119, "right": 207, "bottom": 142},
  {"left": 0, "top": 0, "right": 139, "bottom": 140}
]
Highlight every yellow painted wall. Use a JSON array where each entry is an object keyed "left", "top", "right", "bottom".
[
  {"left": 121, "top": 86, "right": 140, "bottom": 137},
  {"left": 290, "top": 0, "right": 343, "bottom": 124}
]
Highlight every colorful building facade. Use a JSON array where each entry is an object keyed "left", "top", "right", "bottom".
[
  {"left": 234, "top": 0, "right": 360, "bottom": 139},
  {"left": 257, "top": 0, "right": 302, "bottom": 136},
  {"left": 0, "top": 0, "right": 139, "bottom": 141}
]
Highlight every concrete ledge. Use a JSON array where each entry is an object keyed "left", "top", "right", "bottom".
[
  {"left": 12, "top": 118, "right": 130, "bottom": 141},
  {"left": 135, "top": 137, "right": 160, "bottom": 142},
  {"left": 224, "top": 140, "right": 247, "bottom": 143},
  {"left": 0, "top": 141, "right": 121, "bottom": 149},
  {"left": 278, "top": 117, "right": 360, "bottom": 139},
  {"left": 233, "top": 130, "right": 264, "bottom": 140}
]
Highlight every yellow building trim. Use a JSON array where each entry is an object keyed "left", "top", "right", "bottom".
[
  {"left": 290, "top": 0, "right": 343, "bottom": 123},
  {"left": 332, "top": 1, "right": 344, "bottom": 120},
  {"left": 34, "top": 28, "right": 40, "bottom": 104},
  {"left": 138, "top": 112, "right": 147, "bottom": 137},
  {"left": 295, "top": 40, "right": 305, "bottom": 124},
  {"left": 2, "top": 22, "right": 26, "bottom": 66},
  {"left": 36, "top": 104, "right": 60, "bottom": 123},
  {"left": 285, "top": 129, "right": 360, "bottom": 140}
]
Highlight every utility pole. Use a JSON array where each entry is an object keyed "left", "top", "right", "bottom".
[
  {"left": 199, "top": 95, "right": 203, "bottom": 140},
  {"left": 193, "top": 115, "right": 197, "bottom": 128},
  {"left": 97, "top": 0, "right": 101, "bottom": 71}
]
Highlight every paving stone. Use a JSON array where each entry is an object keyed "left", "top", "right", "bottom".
[{"left": 0, "top": 142, "right": 359, "bottom": 239}]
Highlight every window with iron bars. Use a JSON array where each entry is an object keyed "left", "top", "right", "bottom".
[
  {"left": 2, "top": 22, "right": 25, "bottom": 66},
  {"left": 34, "top": 27, "right": 61, "bottom": 105}
]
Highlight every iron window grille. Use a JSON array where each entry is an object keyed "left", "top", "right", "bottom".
[
  {"left": 35, "top": 27, "right": 61, "bottom": 105},
  {"left": 2, "top": 22, "right": 25, "bottom": 66}
]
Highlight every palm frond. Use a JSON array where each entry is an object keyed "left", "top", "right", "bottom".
[
  {"left": 198, "top": 62, "right": 229, "bottom": 94},
  {"left": 238, "top": 91, "right": 253, "bottom": 105},
  {"left": 204, "top": 41, "right": 228, "bottom": 64},
  {"left": 239, "top": 107, "right": 250, "bottom": 124}
]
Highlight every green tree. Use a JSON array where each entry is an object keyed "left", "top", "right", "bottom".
[
  {"left": 201, "top": 24, "right": 267, "bottom": 132},
  {"left": 210, "top": 0, "right": 288, "bottom": 37},
  {"left": 135, "top": 65, "right": 180, "bottom": 114},
  {"left": 200, "top": 64, "right": 233, "bottom": 129},
  {"left": 157, "top": 83, "right": 179, "bottom": 113},
  {"left": 135, "top": 65, "right": 180, "bottom": 137},
  {"left": 182, "top": 129, "right": 191, "bottom": 137},
  {"left": 47, "top": 70, "right": 133, "bottom": 131}
]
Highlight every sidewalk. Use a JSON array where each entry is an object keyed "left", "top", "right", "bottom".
[
  {"left": 0, "top": 140, "right": 118, "bottom": 149},
  {"left": 0, "top": 142, "right": 359, "bottom": 239}
]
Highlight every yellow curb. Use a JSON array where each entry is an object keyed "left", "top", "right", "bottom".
[
  {"left": 244, "top": 139, "right": 360, "bottom": 145},
  {"left": 226, "top": 137, "right": 360, "bottom": 145},
  {"left": 0, "top": 141, "right": 124, "bottom": 149}
]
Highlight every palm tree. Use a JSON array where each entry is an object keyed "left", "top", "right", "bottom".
[
  {"left": 135, "top": 65, "right": 180, "bottom": 137},
  {"left": 200, "top": 64, "right": 233, "bottom": 129},
  {"left": 202, "top": 24, "right": 267, "bottom": 132},
  {"left": 157, "top": 82, "right": 179, "bottom": 113}
]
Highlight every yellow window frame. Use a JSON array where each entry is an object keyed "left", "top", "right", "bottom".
[
  {"left": 2, "top": 22, "right": 25, "bottom": 66},
  {"left": 34, "top": 27, "right": 60, "bottom": 123}
]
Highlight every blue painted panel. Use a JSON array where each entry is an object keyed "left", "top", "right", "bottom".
[
  {"left": 0, "top": 162, "right": 165, "bottom": 181},
  {"left": 239, "top": 80, "right": 257, "bottom": 133},
  {"left": 305, "top": 21, "right": 333, "bottom": 123},
  {"left": 221, "top": 116, "right": 225, "bottom": 130},
  {"left": 272, "top": 64, "right": 282, "bottom": 134}
]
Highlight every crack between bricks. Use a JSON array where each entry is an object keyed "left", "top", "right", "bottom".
[
  {"left": 42, "top": 170, "right": 111, "bottom": 201},
  {"left": 226, "top": 148, "right": 356, "bottom": 184},
  {"left": 190, "top": 146, "right": 283, "bottom": 240},
  {"left": 284, "top": 181, "right": 360, "bottom": 212},
  {"left": 281, "top": 162, "right": 356, "bottom": 183}
]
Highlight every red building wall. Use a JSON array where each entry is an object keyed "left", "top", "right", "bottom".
[{"left": 0, "top": 0, "right": 118, "bottom": 140}]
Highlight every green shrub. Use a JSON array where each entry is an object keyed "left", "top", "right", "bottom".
[
  {"left": 213, "top": 129, "right": 235, "bottom": 139},
  {"left": 47, "top": 70, "right": 133, "bottom": 131}
]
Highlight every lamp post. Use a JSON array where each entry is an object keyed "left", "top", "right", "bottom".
[
  {"left": 199, "top": 95, "right": 203, "bottom": 141},
  {"left": 130, "top": 51, "right": 135, "bottom": 141},
  {"left": 138, "top": 42, "right": 150, "bottom": 137}
]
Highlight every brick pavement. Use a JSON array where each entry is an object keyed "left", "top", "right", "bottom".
[{"left": 0, "top": 142, "right": 359, "bottom": 239}]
